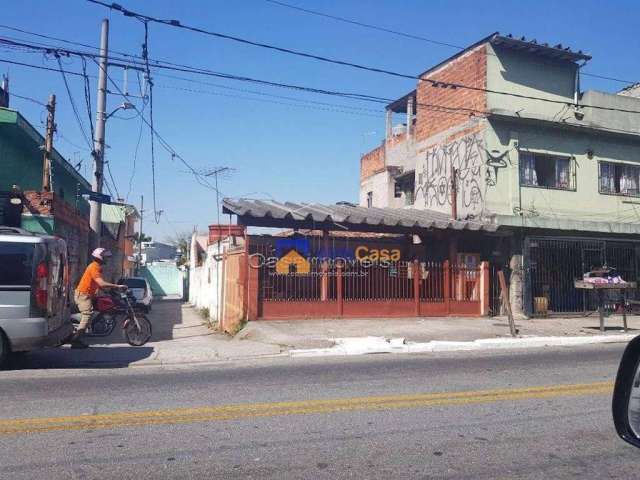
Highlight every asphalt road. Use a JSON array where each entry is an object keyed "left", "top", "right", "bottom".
[{"left": 0, "top": 344, "right": 637, "bottom": 479}]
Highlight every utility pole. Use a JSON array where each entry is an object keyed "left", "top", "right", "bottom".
[
  {"left": 42, "top": 94, "right": 56, "bottom": 192},
  {"left": 137, "top": 194, "right": 144, "bottom": 274},
  {"left": 90, "top": 18, "right": 109, "bottom": 249}
]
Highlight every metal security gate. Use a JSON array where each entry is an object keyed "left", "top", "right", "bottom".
[
  {"left": 525, "top": 237, "right": 639, "bottom": 315},
  {"left": 252, "top": 259, "right": 487, "bottom": 319}
]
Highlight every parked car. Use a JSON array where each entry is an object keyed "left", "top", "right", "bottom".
[
  {"left": 612, "top": 335, "right": 640, "bottom": 448},
  {"left": 0, "top": 227, "right": 73, "bottom": 368},
  {"left": 117, "top": 276, "right": 153, "bottom": 312}
]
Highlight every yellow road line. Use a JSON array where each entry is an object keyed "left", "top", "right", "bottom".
[{"left": 0, "top": 381, "right": 612, "bottom": 436}]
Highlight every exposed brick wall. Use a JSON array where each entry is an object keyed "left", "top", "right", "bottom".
[
  {"left": 23, "top": 190, "right": 89, "bottom": 232},
  {"left": 23, "top": 191, "right": 53, "bottom": 216},
  {"left": 415, "top": 45, "right": 487, "bottom": 143},
  {"left": 209, "top": 224, "right": 246, "bottom": 245},
  {"left": 23, "top": 191, "right": 90, "bottom": 287},
  {"left": 385, "top": 132, "right": 407, "bottom": 148},
  {"left": 360, "top": 143, "right": 385, "bottom": 181}
]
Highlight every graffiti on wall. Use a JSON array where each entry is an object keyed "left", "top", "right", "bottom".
[{"left": 415, "top": 133, "right": 485, "bottom": 218}]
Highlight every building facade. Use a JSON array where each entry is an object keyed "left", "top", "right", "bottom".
[
  {"left": 140, "top": 241, "right": 178, "bottom": 265},
  {"left": 0, "top": 105, "right": 92, "bottom": 287},
  {"left": 360, "top": 33, "right": 640, "bottom": 315},
  {"left": 101, "top": 203, "right": 140, "bottom": 280}
]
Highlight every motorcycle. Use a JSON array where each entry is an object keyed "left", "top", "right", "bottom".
[{"left": 70, "top": 289, "right": 152, "bottom": 346}]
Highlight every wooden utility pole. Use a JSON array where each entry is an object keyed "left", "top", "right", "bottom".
[
  {"left": 42, "top": 94, "right": 56, "bottom": 192},
  {"left": 451, "top": 167, "right": 458, "bottom": 220},
  {"left": 498, "top": 270, "right": 518, "bottom": 337}
]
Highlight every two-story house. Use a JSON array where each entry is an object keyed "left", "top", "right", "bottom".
[{"left": 360, "top": 32, "right": 640, "bottom": 316}]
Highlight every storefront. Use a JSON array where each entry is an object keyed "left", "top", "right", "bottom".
[{"left": 223, "top": 199, "right": 499, "bottom": 320}]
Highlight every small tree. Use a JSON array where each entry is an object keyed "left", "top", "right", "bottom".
[
  {"left": 132, "top": 232, "right": 152, "bottom": 245},
  {"left": 165, "top": 231, "right": 191, "bottom": 267}
]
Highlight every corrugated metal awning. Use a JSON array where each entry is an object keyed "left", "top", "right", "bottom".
[{"left": 222, "top": 198, "right": 498, "bottom": 233}]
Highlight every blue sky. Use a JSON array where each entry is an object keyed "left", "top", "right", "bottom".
[{"left": 1, "top": 0, "right": 639, "bottom": 239}]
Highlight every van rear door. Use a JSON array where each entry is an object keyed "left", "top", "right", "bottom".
[
  {"left": 0, "top": 242, "right": 36, "bottom": 319},
  {"left": 46, "top": 239, "right": 69, "bottom": 332}
]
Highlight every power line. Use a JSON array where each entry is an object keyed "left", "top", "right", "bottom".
[
  {"left": 126, "top": 114, "right": 145, "bottom": 202},
  {"left": 91, "top": 57, "right": 224, "bottom": 197},
  {"left": 105, "top": 160, "right": 121, "bottom": 200},
  {"left": 85, "top": 0, "right": 634, "bottom": 110},
  {"left": 263, "top": 0, "right": 464, "bottom": 49},
  {"left": 155, "top": 82, "right": 384, "bottom": 113},
  {"left": 81, "top": 57, "right": 96, "bottom": 143},
  {"left": 55, "top": 131, "right": 91, "bottom": 152},
  {"left": 55, "top": 53, "right": 93, "bottom": 149},
  {"left": 8, "top": 91, "right": 47, "bottom": 107},
  {"left": 0, "top": 57, "right": 85, "bottom": 76},
  {"left": 261, "top": 0, "right": 631, "bottom": 86},
  {"left": 154, "top": 84, "right": 384, "bottom": 117},
  {"left": 0, "top": 38, "right": 487, "bottom": 118},
  {"left": 2, "top": 46, "right": 482, "bottom": 121},
  {"left": 6, "top": 35, "right": 640, "bottom": 122},
  {"left": 2, "top": 20, "right": 636, "bottom": 94}
]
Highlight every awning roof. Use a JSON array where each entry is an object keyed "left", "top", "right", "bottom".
[
  {"left": 222, "top": 198, "right": 498, "bottom": 233},
  {"left": 491, "top": 34, "right": 591, "bottom": 62}
]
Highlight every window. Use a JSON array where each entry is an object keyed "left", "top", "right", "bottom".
[
  {"left": 599, "top": 162, "right": 640, "bottom": 196},
  {"left": 394, "top": 175, "right": 415, "bottom": 205},
  {"left": 366, "top": 191, "right": 373, "bottom": 208},
  {"left": 520, "top": 152, "right": 575, "bottom": 190},
  {"left": 0, "top": 242, "right": 35, "bottom": 286},
  {"left": 404, "top": 189, "right": 414, "bottom": 206}
]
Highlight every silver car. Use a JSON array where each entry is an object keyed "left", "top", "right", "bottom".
[
  {"left": 0, "top": 227, "right": 73, "bottom": 368},
  {"left": 118, "top": 277, "right": 153, "bottom": 312}
]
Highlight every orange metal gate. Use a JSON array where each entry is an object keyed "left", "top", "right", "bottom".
[{"left": 247, "top": 258, "right": 489, "bottom": 320}]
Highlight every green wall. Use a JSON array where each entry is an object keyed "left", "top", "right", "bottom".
[
  {"left": 483, "top": 119, "right": 640, "bottom": 234},
  {"left": 140, "top": 263, "right": 184, "bottom": 297},
  {"left": 0, "top": 110, "right": 90, "bottom": 215},
  {"left": 0, "top": 127, "right": 42, "bottom": 192}
]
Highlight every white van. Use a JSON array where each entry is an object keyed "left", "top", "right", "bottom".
[{"left": 0, "top": 227, "right": 74, "bottom": 368}]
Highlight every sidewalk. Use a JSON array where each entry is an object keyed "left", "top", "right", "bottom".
[
  {"left": 238, "top": 314, "right": 640, "bottom": 357},
  {"left": 13, "top": 303, "right": 639, "bottom": 369}
]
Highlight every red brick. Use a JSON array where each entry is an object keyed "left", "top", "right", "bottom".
[{"left": 360, "top": 143, "right": 385, "bottom": 180}]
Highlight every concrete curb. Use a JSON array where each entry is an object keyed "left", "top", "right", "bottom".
[{"left": 289, "top": 334, "right": 637, "bottom": 358}]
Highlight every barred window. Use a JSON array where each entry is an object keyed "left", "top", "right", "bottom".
[{"left": 520, "top": 152, "right": 575, "bottom": 190}]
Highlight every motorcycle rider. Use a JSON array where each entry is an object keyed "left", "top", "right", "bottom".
[{"left": 71, "top": 248, "right": 126, "bottom": 348}]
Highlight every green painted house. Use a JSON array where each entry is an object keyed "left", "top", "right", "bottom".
[
  {"left": 0, "top": 105, "right": 92, "bottom": 286},
  {"left": 0, "top": 106, "right": 91, "bottom": 229}
]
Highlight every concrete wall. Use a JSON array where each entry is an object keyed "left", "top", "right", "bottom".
[
  {"left": 358, "top": 37, "right": 640, "bottom": 234},
  {"left": 189, "top": 242, "right": 225, "bottom": 323},
  {"left": 486, "top": 44, "right": 577, "bottom": 116},
  {"left": 582, "top": 90, "right": 640, "bottom": 136},
  {"left": 484, "top": 119, "right": 640, "bottom": 233},
  {"left": 140, "top": 262, "right": 184, "bottom": 297},
  {"left": 414, "top": 125, "right": 486, "bottom": 218}
]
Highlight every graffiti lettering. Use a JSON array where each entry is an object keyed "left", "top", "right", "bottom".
[{"left": 415, "top": 133, "right": 485, "bottom": 217}]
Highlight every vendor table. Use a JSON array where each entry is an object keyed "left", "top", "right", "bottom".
[{"left": 574, "top": 281, "right": 637, "bottom": 332}]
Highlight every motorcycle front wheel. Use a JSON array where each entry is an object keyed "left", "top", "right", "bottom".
[{"left": 122, "top": 314, "right": 152, "bottom": 346}]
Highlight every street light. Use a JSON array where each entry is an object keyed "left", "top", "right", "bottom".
[{"left": 105, "top": 102, "right": 135, "bottom": 120}]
